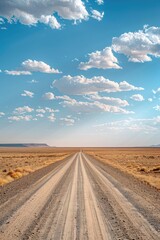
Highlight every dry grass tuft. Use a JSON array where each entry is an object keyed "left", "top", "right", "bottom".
[
  {"left": 6, "top": 166, "right": 33, "bottom": 179},
  {"left": 85, "top": 148, "right": 160, "bottom": 190},
  {"left": 0, "top": 177, "right": 8, "bottom": 186},
  {"left": 0, "top": 147, "right": 76, "bottom": 186}
]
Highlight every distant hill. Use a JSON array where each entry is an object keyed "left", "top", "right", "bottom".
[
  {"left": 0, "top": 143, "right": 49, "bottom": 148},
  {"left": 150, "top": 144, "right": 160, "bottom": 147}
]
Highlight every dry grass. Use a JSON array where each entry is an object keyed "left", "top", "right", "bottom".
[
  {"left": 0, "top": 147, "right": 76, "bottom": 186},
  {"left": 85, "top": 148, "right": 160, "bottom": 190}
]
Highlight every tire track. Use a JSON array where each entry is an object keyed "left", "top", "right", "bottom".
[
  {"left": 80, "top": 153, "right": 112, "bottom": 240},
  {"left": 0, "top": 152, "right": 159, "bottom": 240},
  {"left": 0, "top": 154, "right": 77, "bottom": 240},
  {"left": 82, "top": 153, "right": 160, "bottom": 240}
]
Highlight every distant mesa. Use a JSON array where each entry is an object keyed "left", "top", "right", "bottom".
[
  {"left": 150, "top": 144, "right": 160, "bottom": 147},
  {"left": 0, "top": 143, "right": 49, "bottom": 148}
]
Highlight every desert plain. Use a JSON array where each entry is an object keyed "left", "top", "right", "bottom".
[
  {"left": 0, "top": 147, "right": 76, "bottom": 186},
  {"left": 86, "top": 147, "right": 160, "bottom": 189}
]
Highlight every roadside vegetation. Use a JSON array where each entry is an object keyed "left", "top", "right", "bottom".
[
  {"left": 86, "top": 148, "right": 160, "bottom": 189},
  {"left": 0, "top": 148, "right": 74, "bottom": 186}
]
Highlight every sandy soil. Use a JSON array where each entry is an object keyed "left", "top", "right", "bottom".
[
  {"left": 85, "top": 148, "right": 160, "bottom": 189},
  {"left": 0, "top": 147, "right": 75, "bottom": 185},
  {"left": 0, "top": 152, "right": 159, "bottom": 240}
]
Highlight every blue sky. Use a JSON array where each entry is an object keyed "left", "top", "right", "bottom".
[{"left": 0, "top": 0, "right": 160, "bottom": 146}]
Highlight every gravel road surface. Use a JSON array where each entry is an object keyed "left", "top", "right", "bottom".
[{"left": 0, "top": 152, "right": 159, "bottom": 240}]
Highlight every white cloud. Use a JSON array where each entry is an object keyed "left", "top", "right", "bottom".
[
  {"left": 130, "top": 94, "right": 144, "bottom": 102},
  {"left": 119, "top": 81, "right": 143, "bottom": 91},
  {"left": 152, "top": 87, "right": 160, "bottom": 94},
  {"left": 39, "top": 15, "right": 61, "bottom": 29},
  {"left": 95, "top": 117, "right": 160, "bottom": 132},
  {"left": 36, "top": 108, "right": 46, "bottom": 114},
  {"left": 0, "top": 112, "right": 5, "bottom": 117},
  {"left": 45, "top": 107, "right": 59, "bottom": 113},
  {"left": 60, "top": 117, "right": 75, "bottom": 126},
  {"left": 4, "top": 70, "right": 31, "bottom": 75},
  {"left": 72, "top": 58, "right": 79, "bottom": 62},
  {"left": 53, "top": 75, "right": 144, "bottom": 95},
  {"left": 36, "top": 107, "right": 59, "bottom": 113},
  {"left": 91, "top": 10, "right": 104, "bottom": 21},
  {"left": 87, "top": 94, "right": 129, "bottom": 107},
  {"left": 0, "top": 0, "right": 93, "bottom": 29},
  {"left": 14, "top": 106, "right": 34, "bottom": 114},
  {"left": 22, "top": 59, "right": 61, "bottom": 74},
  {"left": 96, "top": 0, "right": 104, "bottom": 5},
  {"left": 36, "top": 114, "right": 44, "bottom": 118},
  {"left": 8, "top": 106, "right": 59, "bottom": 122},
  {"left": 0, "top": 18, "right": 4, "bottom": 24},
  {"left": 79, "top": 47, "right": 121, "bottom": 70},
  {"left": 28, "top": 79, "right": 38, "bottom": 84},
  {"left": 153, "top": 105, "right": 160, "bottom": 111},
  {"left": 56, "top": 95, "right": 73, "bottom": 101},
  {"left": 148, "top": 98, "right": 153, "bottom": 102},
  {"left": 43, "top": 92, "right": 55, "bottom": 100},
  {"left": 62, "top": 98, "right": 133, "bottom": 114},
  {"left": 48, "top": 113, "right": 56, "bottom": 122},
  {"left": 21, "top": 90, "right": 34, "bottom": 98},
  {"left": 112, "top": 26, "right": 160, "bottom": 62},
  {"left": 8, "top": 115, "right": 33, "bottom": 121}
]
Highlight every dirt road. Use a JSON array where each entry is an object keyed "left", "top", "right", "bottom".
[{"left": 0, "top": 152, "right": 160, "bottom": 240}]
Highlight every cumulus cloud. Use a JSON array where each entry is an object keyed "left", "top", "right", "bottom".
[
  {"left": 152, "top": 87, "right": 160, "bottom": 94},
  {"left": 4, "top": 70, "right": 31, "bottom": 75},
  {"left": 153, "top": 105, "right": 160, "bottom": 111},
  {"left": 119, "top": 81, "right": 143, "bottom": 91},
  {"left": 91, "top": 10, "right": 104, "bottom": 21},
  {"left": 48, "top": 113, "right": 56, "bottom": 122},
  {"left": 21, "top": 90, "right": 34, "bottom": 98},
  {"left": 79, "top": 47, "right": 121, "bottom": 70},
  {"left": 0, "top": 0, "right": 95, "bottom": 29},
  {"left": 8, "top": 106, "right": 59, "bottom": 122},
  {"left": 43, "top": 92, "right": 55, "bottom": 100},
  {"left": 14, "top": 106, "right": 34, "bottom": 114},
  {"left": 86, "top": 94, "right": 129, "bottom": 107},
  {"left": 61, "top": 97, "right": 133, "bottom": 114},
  {"left": 96, "top": 0, "right": 104, "bottom": 5},
  {"left": 5, "top": 59, "right": 60, "bottom": 76},
  {"left": 36, "top": 114, "right": 44, "bottom": 118},
  {"left": 148, "top": 98, "right": 153, "bottom": 102},
  {"left": 53, "top": 75, "right": 143, "bottom": 95},
  {"left": 39, "top": 15, "right": 61, "bottom": 29},
  {"left": 56, "top": 95, "right": 73, "bottom": 101},
  {"left": 130, "top": 94, "right": 144, "bottom": 102},
  {"left": 36, "top": 107, "right": 59, "bottom": 113},
  {"left": 112, "top": 25, "right": 160, "bottom": 62},
  {"left": 22, "top": 59, "right": 61, "bottom": 74},
  {"left": 0, "top": 112, "right": 5, "bottom": 117},
  {"left": 45, "top": 107, "right": 59, "bottom": 113},
  {"left": 95, "top": 117, "right": 160, "bottom": 132},
  {"left": 36, "top": 108, "right": 46, "bottom": 114},
  {"left": 8, "top": 115, "right": 33, "bottom": 121},
  {"left": 60, "top": 117, "right": 75, "bottom": 126}
]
